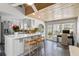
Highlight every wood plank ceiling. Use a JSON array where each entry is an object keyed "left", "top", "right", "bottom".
[{"left": 23, "top": 3, "right": 54, "bottom": 15}]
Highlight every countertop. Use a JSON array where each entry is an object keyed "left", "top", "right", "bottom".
[
  {"left": 4, "top": 33, "right": 42, "bottom": 39},
  {"left": 69, "top": 45, "right": 79, "bottom": 56}
]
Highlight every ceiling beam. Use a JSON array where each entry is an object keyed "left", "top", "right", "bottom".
[{"left": 31, "top": 4, "right": 38, "bottom": 12}]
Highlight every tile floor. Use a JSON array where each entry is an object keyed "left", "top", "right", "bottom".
[
  {"left": 0, "top": 40, "right": 70, "bottom": 56},
  {"left": 26, "top": 40, "right": 70, "bottom": 56}
]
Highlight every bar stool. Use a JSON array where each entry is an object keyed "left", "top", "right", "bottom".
[
  {"left": 37, "top": 36, "right": 44, "bottom": 44},
  {"left": 38, "top": 36, "right": 45, "bottom": 56},
  {"left": 41, "top": 36, "right": 45, "bottom": 41},
  {"left": 25, "top": 39, "right": 37, "bottom": 56},
  {"left": 35, "top": 37, "right": 43, "bottom": 56}
]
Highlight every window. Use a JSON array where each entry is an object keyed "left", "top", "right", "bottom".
[
  {"left": 47, "top": 24, "right": 53, "bottom": 39},
  {"left": 46, "top": 20, "right": 76, "bottom": 41}
]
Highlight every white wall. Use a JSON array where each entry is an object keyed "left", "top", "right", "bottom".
[
  {"left": 0, "top": 4, "right": 25, "bottom": 20},
  {"left": 0, "top": 3, "right": 25, "bottom": 30}
]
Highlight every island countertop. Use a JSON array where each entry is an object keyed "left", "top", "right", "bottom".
[{"left": 5, "top": 32, "right": 42, "bottom": 39}]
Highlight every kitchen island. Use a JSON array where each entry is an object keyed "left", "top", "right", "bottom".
[{"left": 5, "top": 33, "right": 44, "bottom": 56}]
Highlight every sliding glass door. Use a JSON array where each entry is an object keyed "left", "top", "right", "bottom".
[
  {"left": 46, "top": 19, "right": 77, "bottom": 42},
  {"left": 52, "top": 23, "right": 76, "bottom": 36},
  {"left": 52, "top": 24, "right": 62, "bottom": 41},
  {"left": 46, "top": 24, "right": 53, "bottom": 40}
]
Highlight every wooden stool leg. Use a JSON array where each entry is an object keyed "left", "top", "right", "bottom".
[
  {"left": 29, "top": 44, "right": 30, "bottom": 56},
  {"left": 44, "top": 40, "right": 46, "bottom": 56},
  {"left": 37, "top": 43, "right": 39, "bottom": 56}
]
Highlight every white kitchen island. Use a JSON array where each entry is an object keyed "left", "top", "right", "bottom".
[{"left": 5, "top": 33, "right": 43, "bottom": 56}]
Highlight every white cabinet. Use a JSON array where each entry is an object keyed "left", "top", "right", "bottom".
[
  {"left": 5, "top": 37, "right": 24, "bottom": 56},
  {"left": 14, "top": 38, "right": 24, "bottom": 56},
  {"left": 5, "top": 37, "right": 14, "bottom": 56}
]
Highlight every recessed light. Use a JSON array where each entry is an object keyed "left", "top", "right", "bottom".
[
  {"left": 38, "top": 16, "right": 40, "bottom": 18},
  {"left": 32, "top": 13, "right": 35, "bottom": 15}
]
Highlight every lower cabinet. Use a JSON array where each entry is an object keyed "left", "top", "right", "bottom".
[
  {"left": 14, "top": 38, "right": 24, "bottom": 56},
  {"left": 5, "top": 38, "right": 24, "bottom": 56}
]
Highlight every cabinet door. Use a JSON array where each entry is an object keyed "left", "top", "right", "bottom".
[
  {"left": 14, "top": 39, "right": 24, "bottom": 56},
  {"left": 5, "top": 38, "right": 14, "bottom": 56}
]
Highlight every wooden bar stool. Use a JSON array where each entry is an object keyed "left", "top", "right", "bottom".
[
  {"left": 36, "top": 38, "right": 42, "bottom": 44},
  {"left": 24, "top": 40, "right": 31, "bottom": 56},
  {"left": 35, "top": 37, "right": 43, "bottom": 55},
  {"left": 37, "top": 36, "right": 45, "bottom": 56},
  {"left": 25, "top": 39, "right": 37, "bottom": 56}
]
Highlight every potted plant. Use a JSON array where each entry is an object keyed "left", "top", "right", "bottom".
[{"left": 12, "top": 25, "right": 19, "bottom": 32}]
